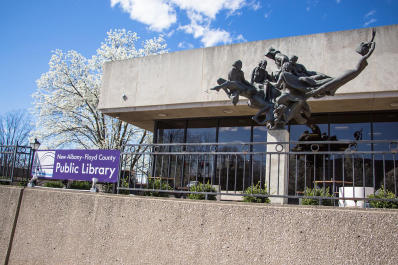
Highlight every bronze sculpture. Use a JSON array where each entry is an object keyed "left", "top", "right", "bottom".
[{"left": 211, "top": 29, "right": 376, "bottom": 129}]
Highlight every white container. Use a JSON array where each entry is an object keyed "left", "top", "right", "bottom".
[{"left": 339, "top": 187, "right": 374, "bottom": 208}]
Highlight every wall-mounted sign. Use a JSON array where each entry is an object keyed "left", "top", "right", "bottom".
[{"left": 32, "top": 150, "right": 120, "bottom": 183}]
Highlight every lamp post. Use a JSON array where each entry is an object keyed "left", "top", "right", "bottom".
[
  {"left": 30, "top": 138, "right": 41, "bottom": 151},
  {"left": 28, "top": 138, "right": 41, "bottom": 187}
]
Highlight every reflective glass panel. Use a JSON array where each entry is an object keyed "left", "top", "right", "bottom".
[
  {"left": 372, "top": 121, "right": 398, "bottom": 193},
  {"left": 218, "top": 122, "right": 251, "bottom": 191}
]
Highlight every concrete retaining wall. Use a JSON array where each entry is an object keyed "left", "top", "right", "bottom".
[
  {"left": 0, "top": 186, "right": 23, "bottom": 265},
  {"left": 2, "top": 186, "right": 398, "bottom": 264}
]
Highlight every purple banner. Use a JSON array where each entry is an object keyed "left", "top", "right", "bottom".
[{"left": 32, "top": 150, "right": 120, "bottom": 183}]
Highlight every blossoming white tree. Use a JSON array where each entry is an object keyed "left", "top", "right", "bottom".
[{"left": 33, "top": 29, "right": 167, "bottom": 150}]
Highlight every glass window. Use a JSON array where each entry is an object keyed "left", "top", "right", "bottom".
[
  {"left": 330, "top": 113, "right": 371, "bottom": 151},
  {"left": 372, "top": 120, "right": 398, "bottom": 193},
  {"left": 184, "top": 119, "right": 217, "bottom": 187},
  {"left": 218, "top": 121, "right": 251, "bottom": 191},
  {"left": 328, "top": 114, "right": 372, "bottom": 189},
  {"left": 330, "top": 123, "right": 371, "bottom": 151},
  {"left": 290, "top": 123, "right": 328, "bottom": 141},
  {"left": 157, "top": 120, "right": 186, "bottom": 144},
  {"left": 289, "top": 123, "right": 328, "bottom": 198},
  {"left": 157, "top": 128, "right": 185, "bottom": 144},
  {"left": 152, "top": 111, "right": 398, "bottom": 194},
  {"left": 155, "top": 120, "right": 186, "bottom": 189},
  {"left": 372, "top": 122, "right": 398, "bottom": 141},
  {"left": 252, "top": 126, "right": 268, "bottom": 190}
]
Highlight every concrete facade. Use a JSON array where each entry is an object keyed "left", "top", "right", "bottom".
[
  {"left": 99, "top": 25, "right": 398, "bottom": 130},
  {"left": 3, "top": 186, "right": 398, "bottom": 264}
]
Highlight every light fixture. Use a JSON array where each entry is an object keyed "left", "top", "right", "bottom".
[
  {"left": 334, "top": 126, "right": 349, "bottom": 130},
  {"left": 30, "top": 138, "right": 41, "bottom": 150},
  {"left": 158, "top": 113, "right": 167, "bottom": 117},
  {"left": 367, "top": 132, "right": 382, "bottom": 136},
  {"left": 28, "top": 138, "right": 41, "bottom": 188},
  {"left": 122, "top": 94, "right": 128, "bottom": 101}
]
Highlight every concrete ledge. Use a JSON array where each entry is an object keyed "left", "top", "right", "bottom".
[
  {"left": 0, "top": 186, "right": 23, "bottom": 264},
  {"left": 7, "top": 188, "right": 398, "bottom": 264}
]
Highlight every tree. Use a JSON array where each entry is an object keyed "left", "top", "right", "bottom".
[
  {"left": 0, "top": 110, "right": 31, "bottom": 146},
  {"left": 33, "top": 29, "right": 167, "bottom": 150},
  {"left": 0, "top": 110, "right": 32, "bottom": 175}
]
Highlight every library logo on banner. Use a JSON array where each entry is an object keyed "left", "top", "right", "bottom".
[{"left": 32, "top": 150, "right": 56, "bottom": 178}]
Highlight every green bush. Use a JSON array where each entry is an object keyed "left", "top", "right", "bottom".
[
  {"left": 0, "top": 181, "right": 11, "bottom": 185},
  {"left": 301, "top": 186, "right": 334, "bottom": 206},
  {"left": 368, "top": 186, "right": 398, "bottom": 208},
  {"left": 243, "top": 182, "right": 270, "bottom": 203},
  {"left": 17, "top": 181, "right": 28, "bottom": 187},
  {"left": 69, "top": 181, "right": 91, "bottom": 190},
  {"left": 43, "top": 181, "right": 64, "bottom": 188},
  {"left": 116, "top": 178, "right": 129, "bottom": 195},
  {"left": 102, "top": 183, "right": 115, "bottom": 193},
  {"left": 188, "top": 181, "right": 216, "bottom": 200},
  {"left": 144, "top": 178, "right": 173, "bottom": 197}
]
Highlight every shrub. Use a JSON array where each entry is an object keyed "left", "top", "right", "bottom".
[
  {"left": 43, "top": 181, "right": 64, "bottom": 188},
  {"left": 116, "top": 178, "right": 130, "bottom": 195},
  {"left": 188, "top": 181, "right": 216, "bottom": 200},
  {"left": 0, "top": 181, "right": 11, "bottom": 185},
  {"left": 17, "top": 181, "right": 28, "bottom": 187},
  {"left": 301, "top": 186, "right": 334, "bottom": 206},
  {"left": 144, "top": 178, "right": 173, "bottom": 197},
  {"left": 243, "top": 182, "right": 270, "bottom": 203},
  {"left": 368, "top": 186, "right": 398, "bottom": 208},
  {"left": 69, "top": 181, "right": 91, "bottom": 190}
]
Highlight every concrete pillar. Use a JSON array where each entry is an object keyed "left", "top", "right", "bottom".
[{"left": 266, "top": 129, "right": 289, "bottom": 204}]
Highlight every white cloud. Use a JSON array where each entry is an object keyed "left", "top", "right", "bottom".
[
  {"left": 111, "top": 0, "right": 177, "bottom": 31},
  {"left": 248, "top": 1, "right": 261, "bottom": 11},
  {"left": 363, "top": 9, "right": 376, "bottom": 27},
  {"left": 178, "top": 12, "right": 206, "bottom": 38},
  {"left": 264, "top": 9, "right": 272, "bottom": 19},
  {"left": 179, "top": 16, "right": 232, "bottom": 47},
  {"left": 171, "top": 0, "right": 245, "bottom": 18},
  {"left": 178, "top": 41, "right": 194, "bottom": 49},
  {"left": 178, "top": 10, "right": 234, "bottom": 47},
  {"left": 111, "top": 0, "right": 251, "bottom": 47},
  {"left": 364, "top": 18, "right": 377, "bottom": 27},
  {"left": 166, "top": 29, "right": 175, "bottom": 37},
  {"left": 365, "top": 9, "right": 376, "bottom": 18},
  {"left": 305, "top": 0, "right": 319, "bottom": 12},
  {"left": 201, "top": 29, "right": 232, "bottom": 47},
  {"left": 111, "top": 0, "right": 245, "bottom": 30},
  {"left": 235, "top": 34, "right": 246, "bottom": 42}
]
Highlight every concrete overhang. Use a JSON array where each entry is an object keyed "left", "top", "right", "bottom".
[
  {"left": 99, "top": 25, "right": 398, "bottom": 131},
  {"left": 101, "top": 91, "right": 398, "bottom": 131}
]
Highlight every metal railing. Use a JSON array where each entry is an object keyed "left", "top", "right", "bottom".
[
  {"left": 0, "top": 144, "right": 33, "bottom": 184},
  {"left": 118, "top": 140, "right": 398, "bottom": 206}
]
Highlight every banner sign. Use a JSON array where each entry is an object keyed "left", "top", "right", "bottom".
[{"left": 32, "top": 150, "right": 120, "bottom": 183}]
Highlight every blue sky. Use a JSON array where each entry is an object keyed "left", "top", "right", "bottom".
[{"left": 1, "top": 0, "right": 398, "bottom": 116}]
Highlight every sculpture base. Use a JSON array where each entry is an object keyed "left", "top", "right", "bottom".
[{"left": 266, "top": 129, "right": 289, "bottom": 204}]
